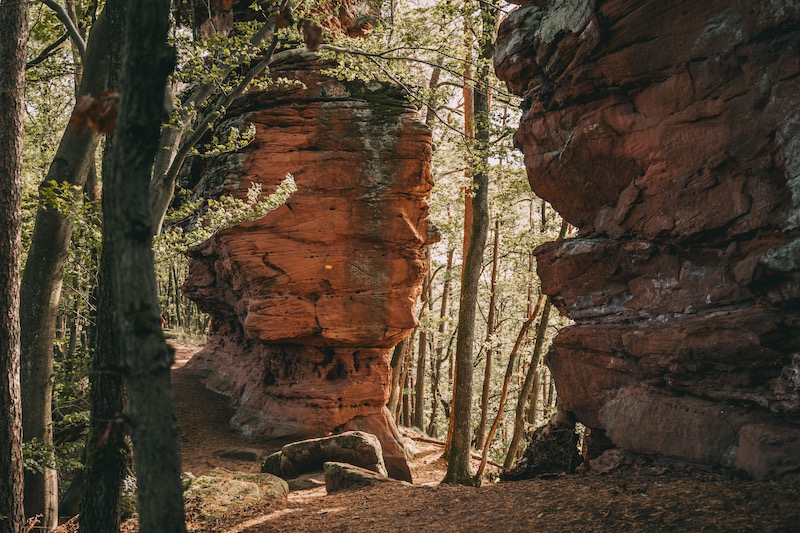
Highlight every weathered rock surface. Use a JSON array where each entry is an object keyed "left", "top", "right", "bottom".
[
  {"left": 184, "top": 468, "right": 288, "bottom": 519},
  {"left": 323, "top": 461, "right": 405, "bottom": 493},
  {"left": 261, "top": 431, "right": 388, "bottom": 479},
  {"left": 183, "top": 52, "right": 434, "bottom": 483},
  {"left": 495, "top": 0, "right": 800, "bottom": 478}
]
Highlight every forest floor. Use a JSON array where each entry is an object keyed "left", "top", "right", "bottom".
[{"left": 110, "top": 344, "right": 800, "bottom": 531}]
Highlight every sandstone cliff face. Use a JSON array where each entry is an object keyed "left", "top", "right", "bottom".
[
  {"left": 495, "top": 0, "right": 800, "bottom": 478},
  {"left": 182, "top": 52, "right": 436, "bottom": 481}
]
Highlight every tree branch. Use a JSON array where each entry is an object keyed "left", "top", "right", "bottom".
[
  {"left": 41, "top": 0, "right": 86, "bottom": 58},
  {"left": 149, "top": 4, "right": 287, "bottom": 233},
  {"left": 320, "top": 43, "right": 515, "bottom": 102},
  {"left": 26, "top": 32, "right": 69, "bottom": 68}
]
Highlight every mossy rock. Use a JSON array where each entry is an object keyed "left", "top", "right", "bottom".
[
  {"left": 279, "top": 431, "right": 388, "bottom": 479},
  {"left": 183, "top": 468, "right": 288, "bottom": 520},
  {"left": 261, "top": 451, "right": 283, "bottom": 477},
  {"left": 323, "top": 461, "right": 408, "bottom": 493}
]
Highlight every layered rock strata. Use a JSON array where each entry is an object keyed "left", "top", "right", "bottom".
[
  {"left": 495, "top": 0, "right": 800, "bottom": 478},
  {"left": 183, "top": 52, "right": 436, "bottom": 481}
]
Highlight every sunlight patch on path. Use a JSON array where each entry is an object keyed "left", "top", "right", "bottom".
[{"left": 227, "top": 508, "right": 299, "bottom": 532}]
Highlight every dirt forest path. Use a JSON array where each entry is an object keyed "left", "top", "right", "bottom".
[{"left": 171, "top": 344, "right": 800, "bottom": 532}]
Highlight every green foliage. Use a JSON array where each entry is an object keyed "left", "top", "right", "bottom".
[
  {"left": 156, "top": 174, "right": 296, "bottom": 260},
  {"left": 191, "top": 122, "right": 256, "bottom": 158},
  {"left": 22, "top": 438, "right": 56, "bottom": 475},
  {"left": 154, "top": 175, "right": 296, "bottom": 337}
]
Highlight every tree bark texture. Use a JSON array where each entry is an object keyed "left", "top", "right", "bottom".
[
  {"left": 79, "top": 249, "right": 129, "bottom": 533},
  {"left": 78, "top": 6, "right": 128, "bottom": 528},
  {"left": 19, "top": 10, "right": 117, "bottom": 526},
  {"left": 526, "top": 365, "right": 541, "bottom": 425},
  {"left": 0, "top": 1, "right": 29, "bottom": 530},
  {"left": 106, "top": 1, "right": 185, "bottom": 530}
]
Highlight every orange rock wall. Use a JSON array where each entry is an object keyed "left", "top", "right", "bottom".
[
  {"left": 183, "top": 52, "right": 436, "bottom": 481},
  {"left": 495, "top": 0, "right": 800, "bottom": 478}
]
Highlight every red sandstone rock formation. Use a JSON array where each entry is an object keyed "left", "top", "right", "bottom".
[
  {"left": 495, "top": 0, "right": 800, "bottom": 479},
  {"left": 182, "top": 52, "right": 436, "bottom": 481}
]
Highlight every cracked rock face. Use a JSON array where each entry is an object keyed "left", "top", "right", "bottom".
[
  {"left": 182, "top": 52, "right": 435, "bottom": 481},
  {"left": 495, "top": 0, "right": 800, "bottom": 478}
]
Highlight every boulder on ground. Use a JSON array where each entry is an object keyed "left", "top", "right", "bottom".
[
  {"left": 261, "top": 431, "right": 388, "bottom": 479},
  {"left": 183, "top": 468, "right": 288, "bottom": 519},
  {"left": 323, "top": 461, "right": 406, "bottom": 493},
  {"left": 261, "top": 451, "right": 283, "bottom": 477}
]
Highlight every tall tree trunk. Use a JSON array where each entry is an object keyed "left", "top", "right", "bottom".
[
  {"left": 402, "top": 368, "right": 411, "bottom": 427},
  {"left": 502, "top": 299, "right": 552, "bottom": 469},
  {"left": 476, "top": 295, "right": 544, "bottom": 477},
  {"left": 475, "top": 219, "right": 500, "bottom": 450},
  {"left": 447, "top": 16, "right": 476, "bottom": 457},
  {"left": 0, "top": 1, "right": 29, "bottom": 530},
  {"left": 444, "top": 3, "right": 479, "bottom": 460},
  {"left": 413, "top": 329, "right": 427, "bottom": 430},
  {"left": 398, "top": 339, "right": 413, "bottom": 425},
  {"left": 548, "top": 373, "right": 557, "bottom": 409},
  {"left": 413, "top": 254, "right": 431, "bottom": 431},
  {"left": 20, "top": 10, "right": 118, "bottom": 525},
  {"left": 427, "top": 352, "right": 441, "bottom": 438},
  {"left": 524, "top": 199, "right": 538, "bottom": 425},
  {"left": 78, "top": 6, "right": 128, "bottom": 530},
  {"left": 428, "top": 249, "right": 454, "bottom": 437},
  {"left": 106, "top": 1, "right": 185, "bottom": 530},
  {"left": 386, "top": 338, "right": 406, "bottom": 421},
  {"left": 526, "top": 365, "right": 541, "bottom": 425},
  {"left": 443, "top": 1, "right": 495, "bottom": 486},
  {"left": 79, "top": 255, "right": 128, "bottom": 533},
  {"left": 172, "top": 265, "right": 182, "bottom": 328},
  {"left": 503, "top": 221, "right": 566, "bottom": 468}
]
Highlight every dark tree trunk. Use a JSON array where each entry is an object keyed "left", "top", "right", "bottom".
[
  {"left": 398, "top": 339, "right": 413, "bottom": 425},
  {"left": 428, "top": 249, "right": 453, "bottom": 437},
  {"left": 19, "top": 10, "right": 118, "bottom": 526},
  {"left": 105, "top": 1, "right": 185, "bottom": 530},
  {"left": 386, "top": 338, "right": 406, "bottom": 420},
  {"left": 526, "top": 365, "right": 541, "bottom": 425},
  {"left": 0, "top": 2, "right": 29, "bottom": 530},
  {"left": 413, "top": 255, "right": 431, "bottom": 431},
  {"left": 79, "top": 250, "right": 129, "bottom": 533},
  {"left": 402, "top": 369, "right": 411, "bottom": 427},
  {"left": 475, "top": 219, "right": 500, "bottom": 450},
  {"left": 78, "top": 6, "right": 128, "bottom": 530}
]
